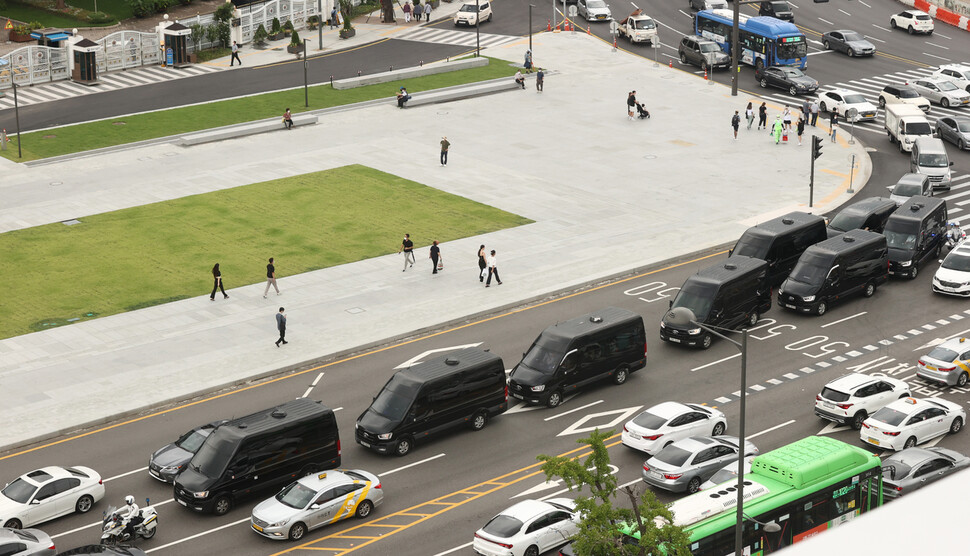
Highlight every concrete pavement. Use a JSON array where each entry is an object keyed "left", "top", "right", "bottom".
[{"left": 0, "top": 30, "right": 870, "bottom": 453}]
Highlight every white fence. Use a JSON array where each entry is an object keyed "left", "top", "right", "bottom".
[
  {"left": 97, "top": 31, "right": 161, "bottom": 73},
  {"left": 0, "top": 45, "right": 68, "bottom": 89}
]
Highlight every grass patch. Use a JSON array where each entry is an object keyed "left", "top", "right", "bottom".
[
  {"left": 70, "top": 0, "right": 135, "bottom": 20},
  {"left": 4, "top": 0, "right": 119, "bottom": 26},
  {"left": 1, "top": 57, "right": 513, "bottom": 162},
  {"left": 0, "top": 165, "right": 533, "bottom": 339},
  {"left": 195, "top": 46, "right": 231, "bottom": 63}
]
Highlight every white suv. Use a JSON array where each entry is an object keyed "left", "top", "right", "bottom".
[
  {"left": 815, "top": 374, "right": 911, "bottom": 430},
  {"left": 932, "top": 64, "right": 970, "bottom": 94},
  {"left": 890, "top": 10, "right": 934, "bottom": 35},
  {"left": 454, "top": 0, "right": 492, "bottom": 26}
]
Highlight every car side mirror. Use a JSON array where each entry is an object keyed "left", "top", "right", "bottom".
[
  {"left": 311, "top": 504, "right": 321, "bottom": 510},
  {"left": 31, "top": 499, "right": 40, "bottom": 505},
  {"left": 950, "top": 161, "right": 955, "bottom": 166}
]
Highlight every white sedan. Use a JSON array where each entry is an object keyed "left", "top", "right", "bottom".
[
  {"left": 0, "top": 466, "right": 104, "bottom": 529},
  {"left": 473, "top": 498, "right": 578, "bottom": 556},
  {"left": 861, "top": 397, "right": 965, "bottom": 451},
  {"left": 817, "top": 89, "right": 878, "bottom": 123},
  {"left": 911, "top": 77, "right": 970, "bottom": 108},
  {"left": 621, "top": 402, "right": 726, "bottom": 455}
]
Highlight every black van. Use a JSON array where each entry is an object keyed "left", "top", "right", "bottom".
[
  {"left": 356, "top": 348, "right": 507, "bottom": 457},
  {"left": 508, "top": 308, "right": 646, "bottom": 408},
  {"left": 826, "top": 197, "right": 898, "bottom": 238},
  {"left": 174, "top": 398, "right": 340, "bottom": 515},
  {"left": 759, "top": 0, "right": 794, "bottom": 21},
  {"left": 778, "top": 229, "right": 888, "bottom": 316},
  {"left": 730, "top": 211, "right": 827, "bottom": 286},
  {"left": 885, "top": 195, "right": 947, "bottom": 279},
  {"left": 661, "top": 256, "right": 772, "bottom": 349}
]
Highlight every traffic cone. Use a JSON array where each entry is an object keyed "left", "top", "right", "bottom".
[
  {"left": 704, "top": 69, "right": 708, "bottom": 80},
  {"left": 587, "top": 25, "right": 591, "bottom": 35},
  {"left": 547, "top": 20, "right": 551, "bottom": 32},
  {"left": 669, "top": 60, "right": 673, "bottom": 68}
]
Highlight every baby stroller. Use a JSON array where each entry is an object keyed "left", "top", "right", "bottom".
[{"left": 636, "top": 102, "right": 650, "bottom": 119}]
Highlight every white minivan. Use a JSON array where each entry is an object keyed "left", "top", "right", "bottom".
[{"left": 911, "top": 137, "right": 953, "bottom": 191}]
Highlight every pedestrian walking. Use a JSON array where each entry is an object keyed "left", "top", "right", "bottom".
[
  {"left": 810, "top": 99, "right": 820, "bottom": 126},
  {"left": 440, "top": 136, "right": 450, "bottom": 166},
  {"left": 282, "top": 108, "right": 293, "bottom": 129},
  {"left": 627, "top": 91, "right": 637, "bottom": 121},
  {"left": 430, "top": 240, "right": 441, "bottom": 274},
  {"left": 478, "top": 244, "right": 487, "bottom": 282},
  {"left": 403, "top": 0, "right": 412, "bottom": 23},
  {"left": 424, "top": 1, "right": 432, "bottom": 21},
  {"left": 485, "top": 250, "right": 502, "bottom": 287},
  {"left": 514, "top": 70, "right": 525, "bottom": 89},
  {"left": 536, "top": 68, "right": 544, "bottom": 92},
  {"left": 830, "top": 109, "right": 839, "bottom": 143},
  {"left": 275, "top": 307, "right": 288, "bottom": 347},
  {"left": 330, "top": 7, "right": 338, "bottom": 28},
  {"left": 263, "top": 257, "right": 280, "bottom": 298},
  {"left": 772, "top": 116, "right": 784, "bottom": 145},
  {"left": 731, "top": 110, "right": 741, "bottom": 140},
  {"left": 399, "top": 233, "right": 415, "bottom": 271},
  {"left": 801, "top": 99, "right": 811, "bottom": 122},
  {"left": 796, "top": 116, "right": 805, "bottom": 146},
  {"left": 745, "top": 102, "right": 754, "bottom": 130},
  {"left": 782, "top": 105, "right": 792, "bottom": 130},
  {"left": 758, "top": 102, "right": 767, "bottom": 130},
  {"left": 210, "top": 263, "right": 228, "bottom": 300},
  {"left": 230, "top": 41, "right": 242, "bottom": 66},
  {"left": 413, "top": 1, "right": 422, "bottom": 23},
  {"left": 524, "top": 49, "right": 533, "bottom": 72}
]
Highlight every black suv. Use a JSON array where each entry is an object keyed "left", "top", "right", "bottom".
[{"left": 759, "top": 1, "right": 794, "bottom": 22}]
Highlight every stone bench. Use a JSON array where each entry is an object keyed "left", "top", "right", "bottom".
[
  {"left": 176, "top": 113, "right": 319, "bottom": 146},
  {"left": 332, "top": 57, "right": 489, "bottom": 90},
  {"left": 395, "top": 78, "right": 526, "bottom": 108}
]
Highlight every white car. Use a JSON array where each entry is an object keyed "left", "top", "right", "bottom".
[
  {"left": 578, "top": 0, "right": 612, "bottom": 22},
  {"left": 699, "top": 455, "right": 754, "bottom": 491},
  {"left": 815, "top": 374, "right": 911, "bottom": 430},
  {"left": 933, "top": 243, "right": 970, "bottom": 297},
  {"left": 621, "top": 402, "right": 726, "bottom": 454},
  {"left": 911, "top": 77, "right": 970, "bottom": 108},
  {"left": 454, "top": 0, "right": 492, "bottom": 26},
  {"left": 890, "top": 10, "right": 934, "bottom": 35},
  {"left": 0, "top": 466, "right": 104, "bottom": 529},
  {"left": 861, "top": 397, "right": 965, "bottom": 451},
  {"left": 472, "top": 498, "right": 578, "bottom": 556},
  {"left": 817, "top": 89, "right": 878, "bottom": 123},
  {"left": 932, "top": 64, "right": 970, "bottom": 94}
]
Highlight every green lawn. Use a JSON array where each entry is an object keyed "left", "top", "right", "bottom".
[
  {"left": 0, "top": 165, "right": 533, "bottom": 339},
  {"left": 3, "top": 1, "right": 119, "bottom": 27},
  {"left": 70, "top": 0, "right": 134, "bottom": 20},
  {"left": 1, "top": 58, "right": 515, "bottom": 161}
]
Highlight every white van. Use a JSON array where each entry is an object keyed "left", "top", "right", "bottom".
[{"left": 910, "top": 137, "right": 953, "bottom": 191}]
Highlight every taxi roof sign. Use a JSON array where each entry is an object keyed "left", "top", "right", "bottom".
[{"left": 317, "top": 472, "right": 328, "bottom": 480}]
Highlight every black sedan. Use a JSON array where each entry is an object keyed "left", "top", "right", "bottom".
[
  {"left": 936, "top": 116, "right": 970, "bottom": 150},
  {"left": 822, "top": 30, "right": 876, "bottom": 57},
  {"left": 755, "top": 66, "right": 819, "bottom": 96}
]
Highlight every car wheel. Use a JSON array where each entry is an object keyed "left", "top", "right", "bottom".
[
  {"left": 288, "top": 522, "right": 307, "bottom": 541},
  {"left": 747, "top": 312, "right": 759, "bottom": 327},
  {"left": 851, "top": 410, "right": 868, "bottom": 430},
  {"left": 3, "top": 519, "right": 22, "bottom": 529},
  {"left": 815, "top": 301, "right": 827, "bottom": 316},
  {"left": 958, "top": 372, "right": 969, "bottom": 387},
  {"left": 212, "top": 494, "right": 232, "bottom": 516},
  {"left": 822, "top": 40, "right": 830, "bottom": 50},
  {"left": 878, "top": 97, "right": 886, "bottom": 108},
  {"left": 927, "top": 30, "right": 933, "bottom": 36},
  {"left": 760, "top": 78, "right": 768, "bottom": 88},
  {"left": 951, "top": 417, "right": 964, "bottom": 434},
  {"left": 942, "top": 98, "right": 950, "bottom": 108},
  {"left": 524, "top": 546, "right": 540, "bottom": 556},
  {"left": 613, "top": 366, "right": 629, "bottom": 385},
  {"left": 789, "top": 86, "right": 798, "bottom": 96},
  {"left": 470, "top": 410, "right": 488, "bottom": 431},
  {"left": 76, "top": 494, "right": 94, "bottom": 513},
  {"left": 890, "top": 19, "right": 898, "bottom": 29},
  {"left": 546, "top": 390, "right": 563, "bottom": 408},
  {"left": 701, "top": 61, "right": 709, "bottom": 72},
  {"left": 910, "top": 264, "right": 919, "bottom": 280},
  {"left": 712, "top": 422, "right": 725, "bottom": 436},
  {"left": 488, "top": 13, "right": 492, "bottom": 22},
  {"left": 863, "top": 281, "right": 876, "bottom": 298},
  {"left": 355, "top": 499, "right": 375, "bottom": 519},
  {"left": 904, "top": 436, "right": 917, "bottom": 449},
  {"left": 899, "top": 140, "right": 906, "bottom": 153},
  {"left": 687, "top": 477, "right": 702, "bottom": 494},
  {"left": 819, "top": 101, "right": 827, "bottom": 112},
  {"left": 755, "top": 58, "right": 765, "bottom": 71},
  {"left": 908, "top": 26, "right": 915, "bottom": 35},
  {"left": 701, "top": 333, "right": 713, "bottom": 349},
  {"left": 394, "top": 436, "right": 413, "bottom": 457},
  {"left": 141, "top": 525, "right": 157, "bottom": 539},
  {"left": 680, "top": 52, "right": 688, "bottom": 65},
  {"left": 959, "top": 139, "right": 966, "bottom": 150},
  {"left": 848, "top": 49, "right": 855, "bottom": 57}
]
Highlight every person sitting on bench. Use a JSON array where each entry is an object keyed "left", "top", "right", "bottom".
[{"left": 282, "top": 108, "right": 293, "bottom": 129}]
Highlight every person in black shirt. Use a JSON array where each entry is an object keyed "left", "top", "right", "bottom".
[
  {"left": 399, "top": 233, "right": 415, "bottom": 271},
  {"left": 263, "top": 257, "right": 280, "bottom": 298},
  {"left": 430, "top": 240, "right": 441, "bottom": 274},
  {"left": 210, "top": 263, "right": 228, "bottom": 301}
]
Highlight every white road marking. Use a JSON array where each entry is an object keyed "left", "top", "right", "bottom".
[
  {"left": 395, "top": 343, "right": 483, "bottom": 369},
  {"left": 52, "top": 499, "right": 176, "bottom": 538},
  {"left": 838, "top": 9, "right": 851, "bottom": 17},
  {"left": 872, "top": 24, "right": 892, "bottom": 32},
  {"left": 379, "top": 453, "right": 445, "bottom": 477},
  {"left": 544, "top": 400, "right": 604, "bottom": 421},
  {"left": 558, "top": 407, "right": 643, "bottom": 437},
  {"left": 433, "top": 543, "right": 474, "bottom": 556},
  {"left": 817, "top": 421, "right": 850, "bottom": 436},
  {"left": 749, "top": 419, "right": 796, "bottom": 439},
  {"left": 104, "top": 466, "right": 148, "bottom": 482},
  {"left": 514, "top": 479, "right": 563, "bottom": 499},
  {"left": 301, "top": 372, "right": 324, "bottom": 398},
  {"left": 818, "top": 17, "right": 833, "bottom": 25},
  {"left": 807, "top": 50, "right": 834, "bottom": 57},
  {"left": 821, "top": 312, "right": 867, "bottom": 328},
  {"left": 808, "top": 39, "right": 823, "bottom": 46},
  {"left": 678, "top": 9, "right": 691, "bottom": 18},
  {"left": 915, "top": 328, "right": 970, "bottom": 351},
  {"left": 858, "top": 0, "right": 871, "bottom": 7},
  {"left": 926, "top": 42, "right": 950, "bottom": 50},
  {"left": 923, "top": 52, "right": 951, "bottom": 61},
  {"left": 715, "top": 396, "right": 732, "bottom": 404},
  {"left": 864, "top": 34, "right": 885, "bottom": 43},
  {"left": 692, "top": 353, "right": 741, "bottom": 372},
  {"left": 934, "top": 32, "right": 951, "bottom": 40},
  {"left": 788, "top": 1, "right": 799, "bottom": 8},
  {"left": 145, "top": 517, "right": 251, "bottom": 553},
  {"left": 506, "top": 402, "right": 545, "bottom": 414}
]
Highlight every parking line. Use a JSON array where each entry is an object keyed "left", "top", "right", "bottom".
[
  {"left": 104, "top": 466, "right": 148, "bottom": 482},
  {"left": 433, "top": 543, "right": 473, "bottom": 556},
  {"left": 821, "top": 312, "right": 867, "bottom": 328},
  {"left": 379, "top": 453, "right": 446, "bottom": 477},
  {"left": 748, "top": 420, "right": 797, "bottom": 440},
  {"left": 145, "top": 516, "right": 251, "bottom": 553},
  {"left": 692, "top": 353, "right": 741, "bottom": 372}
]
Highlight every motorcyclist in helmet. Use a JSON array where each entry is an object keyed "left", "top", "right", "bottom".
[
  {"left": 120, "top": 495, "right": 140, "bottom": 541},
  {"left": 946, "top": 220, "right": 966, "bottom": 249}
]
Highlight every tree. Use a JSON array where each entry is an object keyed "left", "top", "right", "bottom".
[
  {"left": 381, "top": 0, "right": 395, "bottom": 23},
  {"left": 538, "top": 429, "right": 693, "bottom": 556}
]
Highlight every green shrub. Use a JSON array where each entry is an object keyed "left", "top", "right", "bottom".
[
  {"left": 189, "top": 23, "right": 205, "bottom": 46},
  {"left": 214, "top": 2, "right": 234, "bottom": 22},
  {"left": 252, "top": 23, "right": 268, "bottom": 45},
  {"left": 217, "top": 21, "right": 230, "bottom": 47},
  {"left": 28, "top": 21, "right": 43, "bottom": 30},
  {"left": 204, "top": 23, "right": 220, "bottom": 44},
  {"left": 283, "top": 19, "right": 293, "bottom": 31},
  {"left": 128, "top": 0, "right": 155, "bottom": 18},
  {"left": 290, "top": 29, "right": 300, "bottom": 45},
  {"left": 155, "top": 0, "right": 172, "bottom": 12},
  {"left": 87, "top": 12, "right": 113, "bottom": 24},
  {"left": 271, "top": 17, "right": 281, "bottom": 33}
]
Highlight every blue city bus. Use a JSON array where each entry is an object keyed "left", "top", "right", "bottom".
[{"left": 694, "top": 9, "right": 808, "bottom": 70}]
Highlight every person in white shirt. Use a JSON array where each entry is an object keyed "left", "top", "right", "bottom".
[
  {"left": 782, "top": 105, "right": 792, "bottom": 130},
  {"left": 485, "top": 250, "right": 502, "bottom": 287},
  {"left": 514, "top": 71, "right": 525, "bottom": 89}
]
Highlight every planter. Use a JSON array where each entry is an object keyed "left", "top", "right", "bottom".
[
  {"left": 286, "top": 43, "right": 304, "bottom": 54},
  {"left": 339, "top": 28, "right": 356, "bottom": 39},
  {"left": 9, "top": 31, "right": 33, "bottom": 43},
  {"left": 188, "top": 52, "right": 198, "bottom": 63},
  {"left": 269, "top": 32, "right": 284, "bottom": 41}
]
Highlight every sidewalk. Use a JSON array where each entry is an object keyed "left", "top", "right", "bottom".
[{"left": 0, "top": 30, "right": 871, "bottom": 453}]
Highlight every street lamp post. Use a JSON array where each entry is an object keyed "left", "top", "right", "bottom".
[
  {"left": 317, "top": 0, "right": 323, "bottom": 50},
  {"left": 730, "top": 0, "right": 765, "bottom": 97},
  {"left": 529, "top": 4, "right": 535, "bottom": 54},
  {"left": 475, "top": 0, "right": 481, "bottom": 57},
  {"left": 12, "top": 80, "right": 22, "bottom": 159},
  {"left": 303, "top": 38, "right": 309, "bottom": 107}
]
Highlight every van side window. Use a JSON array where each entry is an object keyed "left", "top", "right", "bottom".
[
  {"left": 464, "top": 368, "right": 503, "bottom": 400},
  {"left": 560, "top": 352, "right": 578, "bottom": 372},
  {"left": 581, "top": 343, "right": 604, "bottom": 362},
  {"left": 768, "top": 236, "right": 795, "bottom": 264},
  {"left": 412, "top": 395, "right": 431, "bottom": 419}
]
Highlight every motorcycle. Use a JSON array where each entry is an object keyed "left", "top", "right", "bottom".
[
  {"left": 100, "top": 498, "right": 157, "bottom": 545},
  {"left": 945, "top": 221, "right": 966, "bottom": 252}
]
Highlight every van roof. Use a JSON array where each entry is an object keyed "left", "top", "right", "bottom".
[
  {"left": 396, "top": 347, "right": 503, "bottom": 384},
  {"left": 913, "top": 136, "right": 947, "bottom": 151},
  {"left": 215, "top": 398, "right": 333, "bottom": 441},
  {"left": 540, "top": 307, "right": 643, "bottom": 343},
  {"left": 690, "top": 256, "right": 767, "bottom": 287},
  {"left": 889, "top": 195, "right": 946, "bottom": 224},
  {"left": 807, "top": 228, "right": 886, "bottom": 257},
  {"left": 741, "top": 211, "right": 824, "bottom": 238},
  {"left": 836, "top": 196, "right": 896, "bottom": 217}
]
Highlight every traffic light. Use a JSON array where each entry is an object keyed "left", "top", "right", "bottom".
[{"left": 812, "top": 135, "right": 823, "bottom": 160}]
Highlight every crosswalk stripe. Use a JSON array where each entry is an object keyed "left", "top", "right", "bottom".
[{"left": 397, "top": 28, "right": 520, "bottom": 48}]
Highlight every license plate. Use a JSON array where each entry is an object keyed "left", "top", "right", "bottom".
[
  {"left": 252, "top": 524, "right": 263, "bottom": 532},
  {"left": 868, "top": 437, "right": 879, "bottom": 446},
  {"left": 823, "top": 402, "right": 834, "bottom": 409},
  {"left": 785, "top": 303, "right": 796, "bottom": 309},
  {"left": 668, "top": 337, "right": 681, "bottom": 343},
  {"left": 512, "top": 393, "right": 523, "bottom": 400},
  {"left": 889, "top": 269, "right": 896, "bottom": 274},
  {"left": 177, "top": 498, "right": 187, "bottom": 506},
  {"left": 651, "top": 471, "right": 663, "bottom": 479},
  {"left": 360, "top": 441, "right": 370, "bottom": 447},
  {"left": 628, "top": 432, "right": 641, "bottom": 440}
]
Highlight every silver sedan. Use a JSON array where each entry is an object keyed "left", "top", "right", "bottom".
[
  {"left": 0, "top": 527, "right": 56, "bottom": 556},
  {"left": 882, "top": 447, "right": 970, "bottom": 499},
  {"left": 937, "top": 116, "right": 970, "bottom": 150},
  {"left": 821, "top": 30, "right": 875, "bottom": 57},
  {"left": 641, "top": 436, "right": 759, "bottom": 494}
]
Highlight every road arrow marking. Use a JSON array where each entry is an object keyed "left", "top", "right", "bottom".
[
  {"left": 394, "top": 343, "right": 483, "bottom": 369},
  {"left": 817, "top": 421, "right": 851, "bottom": 436},
  {"left": 515, "top": 465, "right": 619, "bottom": 499},
  {"left": 506, "top": 403, "right": 544, "bottom": 415},
  {"left": 558, "top": 406, "right": 643, "bottom": 437},
  {"left": 914, "top": 328, "right": 970, "bottom": 352}
]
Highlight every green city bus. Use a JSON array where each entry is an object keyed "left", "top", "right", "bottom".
[{"left": 669, "top": 436, "right": 883, "bottom": 555}]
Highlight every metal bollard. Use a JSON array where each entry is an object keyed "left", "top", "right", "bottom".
[{"left": 847, "top": 154, "right": 857, "bottom": 193}]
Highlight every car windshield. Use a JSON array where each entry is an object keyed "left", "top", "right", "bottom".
[
  {"left": 897, "top": 88, "right": 920, "bottom": 98},
  {"left": 843, "top": 32, "right": 864, "bottom": 41},
  {"left": 828, "top": 211, "right": 865, "bottom": 232},
  {"left": 370, "top": 375, "right": 418, "bottom": 421},
  {"left": 937, "top": 81, "right": 958, "bottom": 92},
  {"left": 777, "top": 40, "right": 807, "bottom": 59},
  {"left": 458, "top": 4, "right": 478, "bottom": 12},
  {"left": 844, "top": 94, "right": 867, "bottom": 104},
  {"left": 654, "top": 445, "right": 693, "bottom": 467},
  {"left": 483, "top": 514, "right": 524, "bottom": 538},
  {"left": 918, "top": 153, "right": 949, "bottom": 167},
  {"left": 670, "top": 281, "right": 715, "bottom": 321},
  {"left": 943, "top": 253, "right": 970, "bottom": 271},
  {"left": 191, "top": 434, "right": 233, "bottom": 478},
  {"left": 885, "top": 230, "right": 917, "bottom": 249},
  {"left": 926, "top": 346, "right": 958, "bottom": 362},
  {"left": 635, "top": 19, "right": 656, "bottom": 29},
  {"left": 521, "top": 344, "right": 562, "bottom": 375},
  {"left": 708, "top": 465, "right": 739, "bottom": 485},
  {"left": 905, "top": 121, "right": 932, "bottom": 135},
  {"left": 893, "top": 182, "right": 922, "bottom": 197},
  {"left": 771, "top": 2, "right": 788, "bottom": 9},
  {"left": 176, "top": 428, "right": 211, "bottom": 453},
  {"left": 958, "top": 122, "right": 970, "bottom": 132},
  {"left": 872, "top": 407, "right": 908, "bottom": 426},
  {"left": 588, "top": 0, "right": 607, "bottom": 8},
  {"left": 732, "top": 231, "right": 771, "bottom": 259},
  {"left": 820, "top": 386, "right": 850, "bottom": 402},
  {"left": 632, "top": 411, "right": 667, "bottom": 429},
  {"left": 788, "top": 257, "right": 829, "bottom": 285},
  {"left": 1, "top": 478, "right": 37, "bottom": 504},
  {"left": 700, "top": 42, "right": 721, "bottom": 53},
  {"left": 275, "top": 481, "right": 319, "bottom": 509}
]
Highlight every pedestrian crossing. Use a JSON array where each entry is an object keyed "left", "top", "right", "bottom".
[
  {"left": 397, "top": 27, "right": 522, "bottom": 49},
  {"left": 0, "top": 64, "right": 222, "bottom": 110},
  {"left": 755, "top": 66, "right": 970, "bottom": 138}
]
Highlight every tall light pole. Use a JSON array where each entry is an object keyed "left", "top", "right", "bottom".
[
  {"left": 318, "top": 0, "right": 323, "bottom": 50},
  {"left": 529, "top": 4, "right": 535, "bottom": 54},
  {"left": 303, "top": 38, "right": 309, "bottom": 107},
  {"left": 475, "top": 0, "right": 481, "bottom": 57},
  {"left": 730, "top": 1, "right": 765, "bottom": 97},
  {"left": 12, "top": 80, "right": 22, "bottom": 159}
]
